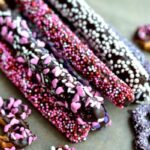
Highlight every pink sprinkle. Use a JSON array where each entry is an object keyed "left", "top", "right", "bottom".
[
  {"left": 56, "top": 101, "right": 65, "bottom": 106},
  {"left": 8, "top": 97, "right": 15, "bottom": 109},
  {"left": 44, "top": 55, "right": 51, "bottom": 64},
  {"left": 76, "top": 85, "right": 85, "bottom": 97},
  {"left": 1, "top": 26, "right": 8, "bottom": 36},
  {"left": 28, "top": 136, "right": 33, "bottom": 145},
  {"left": 37, "top": 40, "right": 45, "bottom": 47},
  {"left": 10, "top": 21, "right": 16, "bottom": 29},
  {"left": 13, "top": 99, "right": 22, "bottom": 107},
  {"left": 21, "top": 20, "right": 28, "bottom": 29},
  {"left": 6, "top": 17, "right": 12, "bottom": 27},
  {"left": 19, "top": 30, "right": 30, "bottom": 38},
  {"left": 85, "top": 97, "right": 91, "bottom": 107},
  {"left": 52, "top": 67, "right": 62, "bottom": 77},
  {"left": 36, "top": 73, "right": 41, "bottom": 82},
  {"left": 56, "top": 87, "right": 64, "bottom": 95},
  {"left": 6, "top": 31, "right": 14, "bottom": 43},
  {"left": 52, "top": 78, "right": 58, "bottom": 88},
  {"left": 17, "top": 57, "right": 25, "bottom": 63},
  {"left": 106, "top": 120, "right": 112, "bottom": 126},
  {"left": 11, "top": 108, "right": 18, "bottom": 114},
  {"left": 4, "top": 124, "right": 11, "bottom": 132},
  {"left": 92, "top": 122, "right": 99, "bottom": 126},
  {"left": 27, "top": 68, "right": 32, "bottom": 77},
  {"left": 20, "top": 37, "right": 28, "bottom": 44},
  {"left": 4, "top": 146, "right": 16, "bottom": 150},
  {"left": 43, "top": 68, "right": 50, "bottom": 74},
  {"left": 0, "top": 97, "right": 3, "bottom": 107},
  {"left": 21, "top": 112, "right": 27, "bottom": 120},
  {"left": 77, "top": 117, "right": 86, "bottom": 125},
  {"left": 30, "top": 57, "right": 39, "bottom": 65},
  {"left": 71, "top": 102, "right": 81, "bottom": 113},
  {"left": 64, "top": 101, "right": 68, "bottom": 108},
  {"left": 96, "top": 96, "right": 104, "bottom": 102},
  {"left": 15, "top": 133, "right": 22, "bottom": 140},
  {"left": 7, "top": 113, "right": 14, "bottom": 118},
  {"left": 72, "top": 94, "right": 80, "bottom": 102},
  {"left": 0, "top": 17, "right": 4, "bottom": 25},
  {"left": 65, "top": 82, "right": 74, "bottom": 88}
]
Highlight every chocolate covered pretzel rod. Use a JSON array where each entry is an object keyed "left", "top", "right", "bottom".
[
  {"left": 0, "top": 11, "right": 111, "bottom": 130},
  {"left": 46, "top": 0, "right": 150, "bottom": 103},
  {"left": 0, "top": 97, "right": 36, "bottom": 149},
  {"left": 0, "top": 41, "right": 98, "bottom": 143},
  {"left": 16, "top": 0, "right": 135, "bottom": 108}
]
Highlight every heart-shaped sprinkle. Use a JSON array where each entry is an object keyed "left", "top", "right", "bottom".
[{"left": 71, "top": 102, "right": 81, "bottom": 113}]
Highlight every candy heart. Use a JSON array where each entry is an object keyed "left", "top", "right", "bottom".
[{"left": 71, "top": 102, "right": 81, "bottom": 113}]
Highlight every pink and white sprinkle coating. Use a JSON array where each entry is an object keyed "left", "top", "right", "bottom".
[
  {"left": 0, "top": 10, "right": 110, "bottom": 130},
  {"left": 46, "top": 0, "right": 150, "bottom": 103},
  {"left": 16, "top": 0, "right": 135, "bottom": 108},
  {"left": 0, "top": 41, "right": 93, "bottom": 143}
]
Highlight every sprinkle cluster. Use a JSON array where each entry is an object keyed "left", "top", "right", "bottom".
[
  {"left": 131, "top": 105, "right": 150, "bottom": 150},
  {"left": 134, "top": 25, "right": 150, "bottom": 52},
  {"left": 50, "top": 145, "right": 76, "bottom": 150},
  {"left": 0, "top": 97, "right": 37, "bottom": 150},
  {"left": 0, "top": 11, "right": 111, "bottom": 130},
  {"left": 0, "top": 41, "right": 93, "bottom": 143},
  {"left": 16, "top": 0, "right": 135, "bottom": 107},
  {"left": 47, "top": 0, "right": 150, "bottom": 103}
]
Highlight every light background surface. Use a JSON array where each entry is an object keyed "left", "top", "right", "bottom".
[{"left": 0, "top": 0, "right": 150, "bottom": 150}]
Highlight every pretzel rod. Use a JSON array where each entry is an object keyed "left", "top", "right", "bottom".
[
  {"left": 45, "top": 0, "right": 150, "bottom": 103},
  {"left": 0, "top": 97, "right": 36, "bottom": 149},
  {"left": 0, "top": 41, "right": 96, "bottom": 143},
  {"left": 16, "top": 0, "right": 135, "bottom": 108},
  {"left": 0, "top": 11, "right": 111, "bottom": 130}
]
